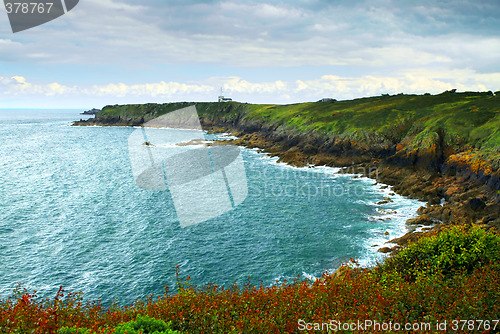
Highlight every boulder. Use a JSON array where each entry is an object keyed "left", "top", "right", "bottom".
[{"left": 467, "top": 197, "right": 486, "bottom": 211}]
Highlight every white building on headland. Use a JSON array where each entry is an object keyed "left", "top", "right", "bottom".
[{"left": 218, "top": 87, "right": 232, "bottom": 102}]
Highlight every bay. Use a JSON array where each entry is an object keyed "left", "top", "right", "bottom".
[{"left": 0, "top": 109, "right": 423, "bottom": 305}]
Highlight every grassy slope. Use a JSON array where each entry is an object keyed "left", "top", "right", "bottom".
[
  {"left": 99, "top": 91, "right": 499, "bottom": 149},
  {"left": 97, "top": 91, "right": 500, "bottom": 173},
  {"left": 239, "top": 91, "right": 500, "bottom": 151}
]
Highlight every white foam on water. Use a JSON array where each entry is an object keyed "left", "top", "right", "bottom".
[
  {"left": 242, "top": 144, "right": 426, "bottom": 270},
  {"left": 141, "top": 126, "right": 205, "bottom": 132},
  {"left": 247, "top": 148, "right": 343, "bottom": 178},
  {"left": 413, "top": 224, "right": 436, "bottom": 233},
  {"left": 358, "top": 191, "right": 425, "bottom": 267},
  {"left": 216, "top": 133, "right": 239, "bottom": 140},
  {"left": 302, "top": 272, "right": 319, "bottom": 282}
]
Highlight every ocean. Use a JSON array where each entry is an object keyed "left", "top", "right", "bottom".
[{"left": 0, "top": 109, "right": 423, "bottom": 305}]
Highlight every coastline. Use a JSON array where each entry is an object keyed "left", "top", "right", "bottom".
[
  {"left": 216, "top": 129, "right": 500, "bottom": 253},
  {"left": 73, "top": 97, "right": 500, "bottom": 255},
  {"left": 241, "top": 147, "right": 424, "bottom": 265}
]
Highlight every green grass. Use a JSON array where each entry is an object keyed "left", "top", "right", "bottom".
[
  {"left": 95, "top": 91, "right": 500, "bottom": 165},
  {"left": 245, "top": 93, "right": 498, "bottom": 146},
  {"left": 58, "top": 315, "right": 181, "bottom": 334}
]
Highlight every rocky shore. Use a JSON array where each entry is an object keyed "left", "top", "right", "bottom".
[
  {"left": 212, "top": 128, "right": 500, "bottom": 253},
  {"left": 74, "top": 97, "right": 500, "bottom": 254}
]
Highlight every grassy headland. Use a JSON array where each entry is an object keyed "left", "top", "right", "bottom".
[
  {"left": 87, "top": 90, "right": 500, "bottom": 153},
  {"left": 83, "top": 90, "right": 500, "bottom": 168}
]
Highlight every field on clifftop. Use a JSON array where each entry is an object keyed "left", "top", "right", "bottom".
[{"left": 240, "top": 91, "right": 500, "bottom": 151}]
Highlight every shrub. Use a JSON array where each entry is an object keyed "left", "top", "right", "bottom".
[
  {"left": 378, "top": 225, "right": 500, "bottom": 281},
  {"left": 113, "top": 315, "right": 181, "bottom": 334},
  {"left": 3, "top": 225, "right": 500, "bottom": 333},
  {"left": 58, "top": 315, "right": 181, "bottom": 334}
]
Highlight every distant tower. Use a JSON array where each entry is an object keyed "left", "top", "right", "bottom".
[
  {"left": 218, "top": 87, "right": 223, "bottom": 102},
  {"left": 218, "top": 87, "right": 233, "bottom": 102}
]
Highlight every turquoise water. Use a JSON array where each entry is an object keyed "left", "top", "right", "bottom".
[{"left": 0, "top": 109, "right": 423, "bottom": 305}]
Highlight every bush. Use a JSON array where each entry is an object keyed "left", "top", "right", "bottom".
[
  {"left": 113, "top": 315, "right": 181, "bottom": 334},
  {"left": 59, "top": 315, "right": 181, "bottom": 334},
  {"left": 378, "top": 225, "right": 500, "bottom": 281}
]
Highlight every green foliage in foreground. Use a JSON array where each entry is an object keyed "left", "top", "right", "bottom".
[
  {"left": 113, "top": 315, "right": 180, "bottom": 334},
  {"left": 377, "top": 225, "right": 500, "bottom": 281},
  {"left": 59, "top": 315, "right": 181, "bottom": 334},
  {"left": 58, "top": 327, "right": 92, "bottom": 334},
  {"left": 1, "top": 225, "right": 500, "bottom": 333}
]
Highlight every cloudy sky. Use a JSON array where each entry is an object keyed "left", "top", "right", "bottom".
[{"left": 0, "top": 0, "right": 499, "bottom": 108}]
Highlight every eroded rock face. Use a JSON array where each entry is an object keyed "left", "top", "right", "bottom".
[
  {"left": 377, "top": 247, "right": 394, "bottom": 254},
  {"left": 224, "top": 118, "right": 499, "bottom": 235}
]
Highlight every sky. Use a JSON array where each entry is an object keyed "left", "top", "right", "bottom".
[{"left": 0, "top": 0, "right": 499, "bottom": 108}]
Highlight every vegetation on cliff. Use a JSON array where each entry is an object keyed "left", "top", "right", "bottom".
[
  {"left": 94, "top": 91, "right": 499, "bottom": 149},
  {"left": 239, "top": 91, "right": 499, "bottom": 151},
  {"left": 87, "top": 91, "right": 500, "bottom": 178}
]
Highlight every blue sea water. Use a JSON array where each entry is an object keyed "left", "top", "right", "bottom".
[{"left": 0, "top": 109, "right": 423, "bottom": 305}]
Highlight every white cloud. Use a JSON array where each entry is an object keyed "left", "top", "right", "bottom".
[
  {"left": 255, "top": 3, "right": 303, "bottom": 19},
  {"left": 0, "top": 77, "right": 214, "bottom": 99},
  {"left": 0, "top": 39, "right": 21, "bottom": 47},
  {"left": 95, "top": 0, "right": 147, "bottom": 11},
  {"left": 217, "top": 71, "right": 498, "bottom": 102},
  {"left": 87, "top": 81, "right": 213, "bottom": 98},
  {"left": 1, "top": 70, "right": 498, "bottom": 107},
  {"left": 0, "top": 0, "right": 499, "bottom": 107},
  {"left": 46, "top": 82, "right": 73, "bottom": 96},
  {"left": 1, "top": 0, "right": 499, "bottom": 73},
  {"left": 2, "top": 76, "right": 77, "bottom": 96},
  {"left": 11, "top": 76, "right": 29, "bottom": 85},
  {"left": 222, "top": 77, "right": 287, "bottom": 94}
]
